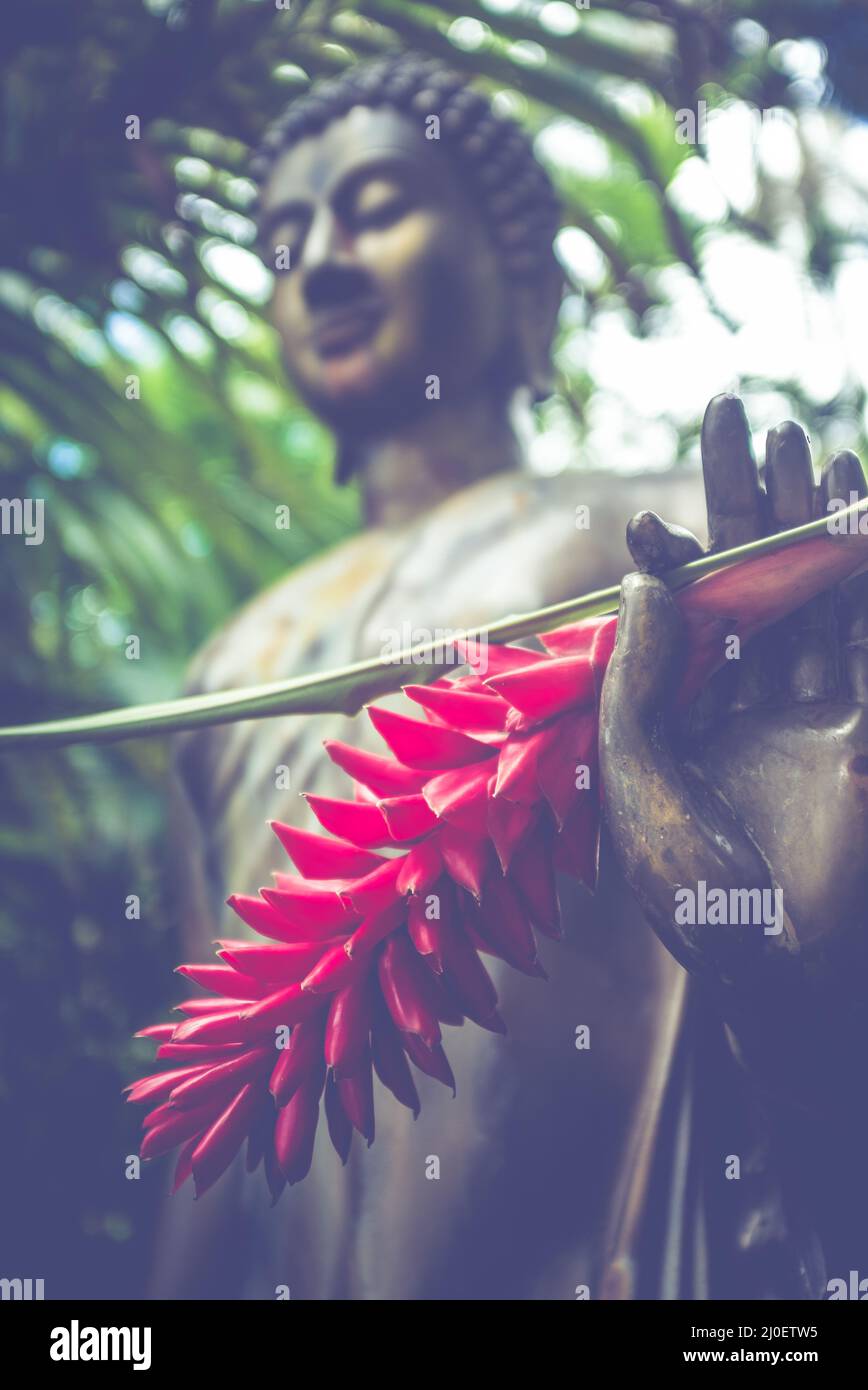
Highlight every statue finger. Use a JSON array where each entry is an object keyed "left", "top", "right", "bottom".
[
  {"left": 624, "top": 509, "right": 732, "bottom": 737},
  {"left": 626, "top": 509, "right": 704, "bottom": 575},
  {"left": 605, "top": 571, "right": 684, "bottom": 718},
  {"left": 765, "top": 420, "right": 815, "bottom": 532},
  {"left": 600, "top": 573, "right": 772, "bottom": 984},
  {"left": 701, "top": 393, "right": 766, "bottom": 553},
  {"left": 766, "top": 422, "right": 838, "bottom": 702},
  {"left": 822, "top": 450, "right": 868, "bottom": 703}
]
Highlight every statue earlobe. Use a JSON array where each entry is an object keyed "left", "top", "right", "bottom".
[{"left": 511, "top": 258, "right": 563, "bottom": 402}]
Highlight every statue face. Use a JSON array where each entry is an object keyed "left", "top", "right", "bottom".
[{"left": 257, "top": 106, "right": 512, "bottom": 434}]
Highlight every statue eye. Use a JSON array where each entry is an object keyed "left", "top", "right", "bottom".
[
  {"left": 263, "top": 216, "right": 307, "bottom": 274},
  {"left": 350, "top": 178, "right": 411, "bottom": 228},
  {"left": 273, "top": 230, "right": 303, "bottom": 271}
]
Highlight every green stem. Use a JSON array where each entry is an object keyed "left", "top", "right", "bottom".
[{"left": 1, "top": 498, "right": 865, "bottom": 749}]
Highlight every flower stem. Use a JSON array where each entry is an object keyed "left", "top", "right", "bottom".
[{"left": 2, "top": 497, "right": 866, "bottom": 749}]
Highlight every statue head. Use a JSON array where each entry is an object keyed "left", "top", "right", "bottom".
[{"left": 252, "top": 53, "right": 562, "bottom": 475}]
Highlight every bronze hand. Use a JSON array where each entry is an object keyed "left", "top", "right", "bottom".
[{"left": 600, "top": 394, "right": 868, "bottom": 1109}]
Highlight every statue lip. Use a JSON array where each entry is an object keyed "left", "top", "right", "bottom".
[{"left": 309, "top": 301, "right": 385, "bottom": 358}]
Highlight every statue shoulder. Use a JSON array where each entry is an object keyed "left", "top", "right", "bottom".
[
  {"left": 396, "top": 468, "right": 705, "bottom": 615},
  {"left": 427, "top": 467, "right": 704, "bottom": 548}
]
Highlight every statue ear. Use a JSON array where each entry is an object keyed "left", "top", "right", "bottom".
[{"left": 511, "top": 258, "right": 564, "bottom": 401}]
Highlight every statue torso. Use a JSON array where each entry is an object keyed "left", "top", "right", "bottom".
[{"left": 156, "top": 466, "right": 705, "bottom": 1299}]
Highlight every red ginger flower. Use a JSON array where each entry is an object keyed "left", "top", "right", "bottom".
[{"left": 129, "top": 528, "right": 868, "bottom": 1200}]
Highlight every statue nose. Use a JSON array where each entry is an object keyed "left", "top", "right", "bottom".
[
  {"left": 300, "top": 207, "right": 371, "bottom": 310},
  {"left": 303, "top": 259, "right": 374, "bottom": 312},
  {"left": 300, "top": 206, "right": 354, "bottom": 276}
]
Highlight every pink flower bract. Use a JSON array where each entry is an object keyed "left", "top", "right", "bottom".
[{"left": 130, "top": 529, "right": 868, "bottom": 1199}]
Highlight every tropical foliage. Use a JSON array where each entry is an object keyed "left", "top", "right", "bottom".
[{"left": 1, "top": 0, "right": 866, "bottom": 1295}]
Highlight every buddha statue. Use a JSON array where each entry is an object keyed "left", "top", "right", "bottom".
[{"left": 151, "top": 53, "right": 864, "bottom": 1301}]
